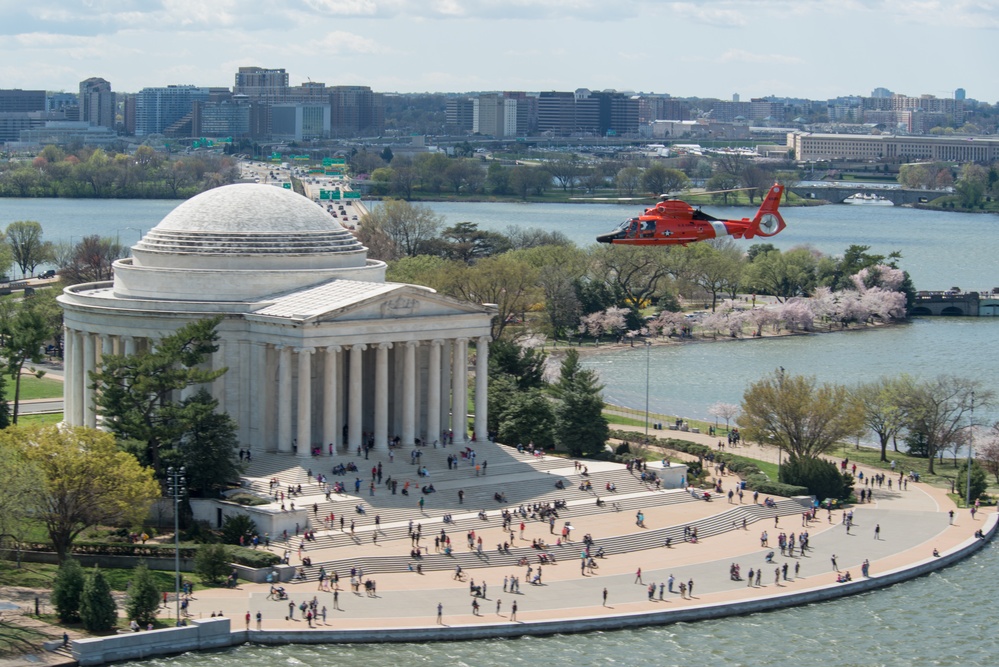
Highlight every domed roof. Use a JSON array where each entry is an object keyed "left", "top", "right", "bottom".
[
  {"left": 134, "top": 183, "right": 365, "bottom": 258},
  {"left": 156, "top": 183, "right": 343, "bottom": 234}
]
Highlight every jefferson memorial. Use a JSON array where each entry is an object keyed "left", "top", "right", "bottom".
[{"left": 58, "top": 183, "right": 495, "bottom": 455}]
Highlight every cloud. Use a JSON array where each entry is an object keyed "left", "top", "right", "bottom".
[
  {"left": 669, "top": 2, "right": 747, "bottom": 27},
  {"left": 715, "top": 49, "right": 804, "bottom": 65}
]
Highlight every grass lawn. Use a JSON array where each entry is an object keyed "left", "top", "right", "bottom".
[
  {"left": 0, "top": 621, "right": 49, "bottom": 657},
  {"left": 830, "top": 442, "right": 969, "bottom": 490},
  {"left": 16, "top": 413, "right": 62, "bottom": 426},
  {"left": 13, "top": 375, "right": 63, "bottom": 401},
  {"left": 0, "top": 561, "right": 214, "bottom": 592}
]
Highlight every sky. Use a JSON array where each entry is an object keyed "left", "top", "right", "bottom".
[{"left": 1, "top": 0, "right": 997, "bottom": 102}]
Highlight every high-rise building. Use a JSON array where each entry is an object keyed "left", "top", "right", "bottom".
[
  {"left": 79, "top": 77, "right": 116, "bottom": 129},
  {"left": 134, "top": 85, "right": 211, "bottom": 136},
  {"left": 871, "top": 87, "right": 893, "bottom": 98},
  {"left": 445, "top": 98, "right": 474, "bottom": 133},
  {"left": 330, "top": 85, "right": 382, "bottom": 136},
  {"left": 234, "top": 67, "right": 289, "bottom": 102},
  {"left": 0, "top": 89, "right": 46, "bottom": 113},
  {"left": 955, "top": 88, "right": 966, "bottom": 101},
  {"left": 473, "top": 94, "right": 504, "bottom": 136}
]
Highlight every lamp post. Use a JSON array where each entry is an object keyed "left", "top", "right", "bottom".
[
  {"left": 644, "top": 340, "right": 652, "bottom": 440},
  {"left": 125, "top": 227, "right": 144, "bottom": 241},
  {"left": 966, "top": 392, "right": 975, "bottom": 508},
  {"left": 166, "top": 467, "right": 186, "bottom": 625}
]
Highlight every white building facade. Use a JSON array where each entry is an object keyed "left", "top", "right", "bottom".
[{"left": 59, "top": 184, "right": 495, "bottom": 457}]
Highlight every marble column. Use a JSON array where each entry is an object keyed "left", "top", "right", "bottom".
[
  {"left": 474, "top": 336, "right": 489, "bottom": 442},
  {"left": 100, "top": 335, "right": 113, "bottom": 361},
  {"left": 348, "top": 344, "right": 366, "bottom": 451},
  {"left": 277, "top": 345, "right": 292, "bottom": 453},
  {"left": 427, "top": 339, "right": 442, "bottom": 446},
  {"left": 296, "top": 347, "right": 313, "bottom": 458},
  {"left": 402, "top": 341, "right": 417, "bottom": 446},
  {"left": 63, "top": 328, "right": 76, "bottom": 425},
  {"left": 254, "top": 343, "right": 269, "bottom": 451},
  {"left": 70, "top": 330, "right": 84, "bottom": 426},
  {"left": 374, "top": 342, "right": 392, "bottom": 448},
  {"left": 440, "top": 339, "right": 452, "bottom": 438},
  {"left": 452, "top": 337, "right": 468, "bottom": 443},
  {"left": 82, "top": 333, "right": 97, "bottom": 428},
  {"left": 323, "top": 346, "right": 340, "bottom": 453}
]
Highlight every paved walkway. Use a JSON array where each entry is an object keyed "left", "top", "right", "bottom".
[{"left": 165, "top": 435, "right": 991, "bottom": 631}]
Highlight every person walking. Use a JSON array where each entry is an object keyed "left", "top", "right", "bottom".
[
  {"left": 635, "top": 567, "right": 643, "bottom": 584},
  {"left": 496, "top": 598, "right": 502, "bottom": 615},
  {"left": 510, "top": 601, "right": 517, "bottom": 621},
  {"left": 602, "top": 587, "right": 608, "bottom": 606},
  {"left": 874, "top": 524, "right": 881, "bottom": 540},
  {"left": 831, "top": 554, "right": 839, "bottom": 571},
  {"left": 687, "top": 579, "right": 694, "bottom": 598},
  {"left": 436, "top": 602, "right": 443, "bottom": 624}
]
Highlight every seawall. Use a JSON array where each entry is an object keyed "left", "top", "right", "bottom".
[{"left": 71, "top": 512, "right": 997, "bottom": 665}]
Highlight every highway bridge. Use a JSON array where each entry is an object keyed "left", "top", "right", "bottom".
[{"left": 789, "top": 185, "right": 945, "bottom": 205}]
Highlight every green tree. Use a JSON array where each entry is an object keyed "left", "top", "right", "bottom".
[
  {"left": 441, "top": 254, "right": 540, "bottom": 341},
  {"left": 414, "top": 153, "right": 450, "bottom": 194},
  {"left": 220, "top": 514, "right": 258, "bottom": 546},
  {"left": 4, "top": 302, "right": 54, "bottom": 424},
  {"left": 125, "top": 561, "right": 161, "bottom": 626},
  {"left": 779, "top": 456, "right": 852, "bottom": 500},
  {"left": 496, "top": 388, "right": 555, "bottom": 450},
  {"left": 742, "top": 247, "right": 818, "bottom": 302},
  {"left": 485, "top": 162, "right": 510, "bottom": 195},
  {"left": 955, "top": 459, "right": 988, "bottom": 504},
  {"left": 955, "top": 163, "right": 989, "bottom": 207},
  {"left": 5, "top": 221, "right": 52, "bottom": 278},
  {"left": 684, "top": 240, "right": 745, "bottom": 310},
  {"left": 80, "top": 567, "right": 117, "bottom": 633},
  {"left": 1, "top": 425, "right": 160, "bottom": 561},
  {"left": 853, "top": 376, "right": 908, "bottom": 461},
  {"left": 91, "top": 317, "right": 226, "bottom": 475},
  {"left": 616, "top": 167, "right": 642, "bottom": 196},
  {"left": 195, "top": 543, "right": 232, "bottom": 585},
  {"left": 357, "top": 199, "right": 443, "bottom": 259},
  {"left": 551, "top": 349, "right": 608, "bottom": 457},
  {"left": 173, "top": 390, "right": 242, "bottom": 496},
  {"left": 52, "top": 558, "right": 86, "bottom": 623},
  {"left": 641, "top": 164, "right": 689, "bottom": 195},
  {"left": 897, "top": 376, "right": 993, "bottom": 475},
  {"left": 739, "top": 369, "right": 864, "bottom": 461},
  {"left": 706, "top": 172, "right": 741, "bottom": 204}
]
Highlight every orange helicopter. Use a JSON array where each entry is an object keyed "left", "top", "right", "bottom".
[{"left": 596, "top": 183, "right": 786, "bottom": 246}]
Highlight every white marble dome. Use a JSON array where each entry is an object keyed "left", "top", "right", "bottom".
[
  {"left": 134, "top": 183, "right": 365, "bottom": 261},
  {"left": 111, "top": 183, "right": 385, "bottom": 302}
]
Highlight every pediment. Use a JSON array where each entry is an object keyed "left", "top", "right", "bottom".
[{"left": 251, "top": 279, "right": 492, "bottom": 325}]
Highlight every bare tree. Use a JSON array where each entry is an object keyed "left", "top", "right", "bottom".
[
  {"left": 708, "top": 402, "right": 740, "bottom": 431},
  {"left": 57, "top": 236, "right": 127, "bottom": 285}
]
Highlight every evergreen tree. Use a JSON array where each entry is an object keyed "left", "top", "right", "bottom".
[
  {"left": 91, "top": 316, "right": 226, "bottom": 476},
  {"left": 125, "top": 561, "right": 161, "bottom": 627},
  {"left": 195, "top": 543, "right": 232, "bottom": 585},
  {"left": 52, "top": 558, "right": 85, "bottom": 623},
  {"left": 956, "top": 459, "right": 988, "bottom": 505},
  {"left": 551, "top": 350, "right": 609, "bottom": 457},
  {"left": 79, "top": 567, "right": 117, "bottom": 633},
  {"left": 496, "top": 389, "right": 555, "bottom": 450},
  {"left": 172, "top": 389, "right": 242, "bottom": 496}
]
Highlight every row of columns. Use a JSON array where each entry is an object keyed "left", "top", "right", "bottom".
[
  {"left": 272, "top": 336, "right": 489, "bottom": 458},
  {"left": 64, "top": 328, "right": 144, "bottom": 428},
  {"left": 62, "top": 326, "right": 490, "bottom": 457}
]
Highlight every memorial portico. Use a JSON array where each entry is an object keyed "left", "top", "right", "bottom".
[{"left": 59, "top": 183, "right": 495, "bottom": 455}]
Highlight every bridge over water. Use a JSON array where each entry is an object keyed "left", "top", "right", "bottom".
[{"left": 789, "top": 185, "right": 945, "bottom": 205}]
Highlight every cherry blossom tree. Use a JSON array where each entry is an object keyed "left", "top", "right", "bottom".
[
  {"left": 779, "top": 298, "right": 814, "bottom": 331},
  {"left": 708, "top": 402, "right": 741, "bottom": 431}
]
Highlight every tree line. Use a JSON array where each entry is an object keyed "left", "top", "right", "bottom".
[{"left": 0, "top": 145, "right": 240, "bottom": 199}]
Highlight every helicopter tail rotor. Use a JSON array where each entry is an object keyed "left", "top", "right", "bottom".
[{"left": 747, "top": 184, "right": 786, "bottom": 238}]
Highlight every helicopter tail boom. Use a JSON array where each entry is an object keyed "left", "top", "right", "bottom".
[{"left": 745, "top": 184, "right": 786, "bottom": 239}]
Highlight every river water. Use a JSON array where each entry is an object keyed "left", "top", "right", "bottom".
[{"left": 2, "top": 196, "right": 997, "bottom": 664}]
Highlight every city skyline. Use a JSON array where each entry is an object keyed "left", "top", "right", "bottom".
[{"left": 0, "top": 0, "right": 996, "bottom": 101}]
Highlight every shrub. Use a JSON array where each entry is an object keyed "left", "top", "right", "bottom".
[
  {"left": 80, "top": 567, "right": 117, "bottom": 633},
  {"left": 195, "top": 543, "right": 232, "bottom": 584},
  {"left": 744, "top": 475, "right": 809, "bottom": 498},
  {"left": 125, "top": 561, "right": 161, "bottom": 626},
  {"left": 228, "top": 546, "right": 280, "bottom": 568},
  {"left": 52, "top": 558, "right": 85, "bottom": 623},
  {"left": 780, "top": 456, "right": 851, "bottom": 500},
  {"left": 956, "top": 460, "right": 988, "bottom": 503},
  {"left": 614, "top": 442, "right": 631, "bottom": 456}
]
